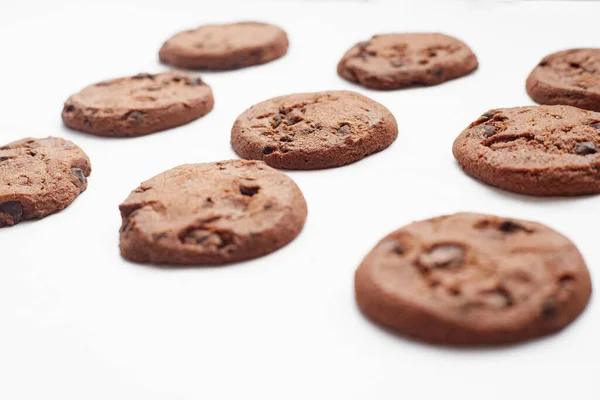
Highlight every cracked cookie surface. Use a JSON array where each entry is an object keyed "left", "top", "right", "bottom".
[
  {"left": 159, "top": 22, "right": 288, "bottom": 70},
  {"left": 337, "top": 33, "right": 478, "bottom": 90},
  {"left": 527, "top": 49, "right": 600, "bottom": 112},
  {"left": 119, "top": 160, "right": 307, "bottom": 265},
  {"left": 0, "top": 137, "right": 91, "bottom": 227},
  {"left": 62, "top": 71, "right": 214, "bottom": 137},
  {"left": 231, "top": 90, "right": 398, "bottom": 169},
  {"left": 355, "top": 213, "right": 592, "bottom": 346},
  {"left": 453, "top": 105, "right": 600, "bottom": 196}
]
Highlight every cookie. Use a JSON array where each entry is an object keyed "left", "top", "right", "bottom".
[
  {"left": 119, "top": 160, "right": 307, "bottom": 265},
  {"left": 159, "top": 22, "right": 288, "bottom": 70},
  {"left": 231, "top": 91, "right": 398, "bottom": 169},
  {"left": 337, "top": 33, "right": 478, "bottom": 90},
  {"left": 0, "top": 137, "right": 91, "bottom": 227},
  {"left": 355, "top": 213, "right": 592, "bottom": 346},
  {"left": 527, "top": 49, "right": 600, "bottom": 112},
  {"left": 62, "top": 72, "right": 214, "bottom": 137},
  {"left": 453, "top": 105, "right": 600, "bottom": 196}
]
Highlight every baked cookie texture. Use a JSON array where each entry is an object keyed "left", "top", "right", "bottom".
[
  {"left": 0, "top": 137, "right": 91, "bottom": 227},
  {"left": 337, "top": 33, "right": 478, "bottom": 90},
  {"left": 231, "top": 90, "right": 398, "bottom": 170},
  {"left": 119, "top": 160, "right": 307, "bottom": 265},
  {"left": 453, "top": 105, "right": 600, "bottom": 196},
  {"left": 62, "top": 71, "right": 214, "bottom": 137},
  {"left": 527, "top": 48, "right": 600, "bottom": 112},
  {"left": 159, "top": 22, "right": 289, "bottom": 70},
  {"left": 355, "top": 213, "right": 592, "bottom": 346}
]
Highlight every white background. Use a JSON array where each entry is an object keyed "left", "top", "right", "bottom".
[{"left": 1, "top": 0, "right": 599, "bottom": 399}]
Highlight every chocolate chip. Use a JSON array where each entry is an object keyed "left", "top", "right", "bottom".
[
  {"left": 239, "top": 184, "right": 259, "bottom": 197},
  {"left": 559, "top": 275, "right": 574, "bottom": 289},
  {"left": 64, "top": 104, "right": 75, "bottom": 113},
  {"left": 591, "top": 122, "right": 600, "bottom": 130},
  {"left": 569, "top": 62, "right": 581, "bottom": 69},
  {"left": 574, "top": 141, "right": 597, "bottom": 155},
  {"left": 185, "top": 77, "right": 204, "bottom": 86},
  {"left": 133, "top": 73, "right": 154, "bottom": 80},
  {"left": 541, "top": 297, "right": 558, "bottom": 318},
  {"left": 482, "top": 111, "right": 496, "bottom": 120},
  {"left": 390, "top": 60, "right": 404, "bottom": 67},
  {"left": 337, "top": 124, "right": 350, "bottom": 135},
  {"left": 482, "top": 124, "right": 497, "bottom": 137},
  {"left": 393, "top": 245, "right": 405, "bottom": 255},
  {"left": 172, "top": 77, "right": 182, "bottom": 82},
  {"left": 153, "top": 232, "right": 168, "bottom": 240},
  {"left": 263, "top": 146, "right": 275, "bottom": 155},
  {"left": 0, "top": 146, "right": 8, "bottom": 150},
  {"left": 28, "top": 149, "right": 37, "bottom": 156},
  {"left": 0, "top": 156, "right": 9, "bottom": 163},
  {"left": 71, "top": 167, "right": 86, "bottom": 186},
  {"left": 0, "top": 201, "right": 24, "bottom": 224},
  {"left": 417, "top": 244, "right": 464, "bottom": 271},
  {"left": 539, "top": 60, "right": 548, "bottom": 67},
  {"left": 125, "top": 111, "right": 145, "bottom": 121},
  {"left": 428, "top": 51, "right": 437, "bottom": 57},
  {"left": 499, "top": 220, "right": 528, "bottom": 233},
  {"left": 271, "top": 115, "right": 282, "bottom": 129}
]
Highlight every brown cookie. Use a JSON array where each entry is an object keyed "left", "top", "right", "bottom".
[
  {"left": 230, "top": 90, "right": 398, "bottom": 169},
  {"left": 355, "top": 213, "right": 592, "bottom": 346},
  {"left": 337, "top": 33, "right": 478, "bottom": 90},
  {"left": 527, "top": 49, "right": 600, "bottom": 112},
  {"left": 159, "top": 22, "right": 288, "bottom": 70},
  {"left": 62, "top": 72, "right": 214, "bottom": 137},
  {"left": 0, "top": 137, "right": 91, "bottom": 227},
  {"left": 453, "top": 105, "right": 600, "bottom": 196},
  {"left": 119, "top": 160, "right": 307, "bottom": 265}
]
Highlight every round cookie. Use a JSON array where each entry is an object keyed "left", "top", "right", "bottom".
[
  {"left": 119, "top": 160, "right": 307, "bottom": 265},
  {"left": 159, "top": 22, "right": 288, "bottom": 70},
  {"left": 62, "top": 72, "right": 214, "bottom": 137},
  {"left": 231, "top": 90, "right": 398, "bottom": 170},
  {"left": 355, "top": 213, "right": 592, "bottom": 346},
  {"left": 0, "top": 137, "right": 91, "bottom": 227},
  {"left": 453, "top": 105, "right": 600, "bottom": 196},
  {"left": 527, "top": 49, "right": 600, "bottom": 112},
  {"left": 337, "top": 33, "right": 478, "bottom": 90}
]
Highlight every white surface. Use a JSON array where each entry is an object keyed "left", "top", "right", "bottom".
[{"left": 0, "top": 1, "right": 599, "bottom": 399}]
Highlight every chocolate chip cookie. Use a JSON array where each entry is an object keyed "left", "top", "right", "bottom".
[
  {"left": 62, "top": 72, "right": 214, "bottom": 137},
  {"left": 453, "top": 105, "right": 600, "bottom": 196},
  {"left": 0, "top": 137, "right": 91, "bottom": 227},
  {"left": 337, "top": 33, "right": 478, "bottom": 90},
  {"left": 527, "top": 49, "right": 600, "bottom": 112},
  {"left": 159, "top": 22, "right": 288, "bottom": 70},
  {"left": 231, "top": 91, "right": 398, "bottom": 169},
  {"left": 119, "top": 160, "right": 307, "bottom": 265},
  {"left": 355, "top": 213, "right": 592, "bottom": 346}
]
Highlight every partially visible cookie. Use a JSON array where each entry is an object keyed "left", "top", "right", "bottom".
[
  {"left": 159, "top": 22, "right": 288, "bottom": 70},
  {"left": 527, "top": 49, "right": 600, "bottom": 112},
  {"left": 62, "top": 71, "right": 214, "bottom": 137},
  {"left": 231, "top": 90, "right": 398, "bottom": 169},
  {"left": 453, "top": 105, "right": 600, "bottom": 196},
  {"left": 337, "top": 33, "right": 478, "bottom": 90},
  {"left": 0, "top": 137, "right": 91, "bottom": 227},
  {"left": 119, "top": 160, "right": 307, "bottom": 265},
  {"left": 355, "top": 213, "right": 592, "bottom": 346}
]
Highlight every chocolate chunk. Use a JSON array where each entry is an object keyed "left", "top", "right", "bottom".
[
  {"left": 541, "top": 297, "right": 558, "bottom": 318},
  {"left": 71, "top": 167, "right": 87, "bottom": 186},
  {"left": 133, "top": 73, "right": 154, "bottom": 80},
  {"left": 499, "top": 220, "right": 528, "bottom": 233},
  {"left": 482, "top": 124, "right": 497, "bottom": 137},
  {"left": 574, "top": 141, "right": 597, "bottom": 155},
  {"left": 263, "top": 146, "right": 275, "bottom": 155},
  {"left": 569, "top": 62, "right": 581, "bottom": 69},
  {"left": 239, "top": 184, "right": 260, "bottom": 196},
  {"left": 0, "top": 156, "right": 9, "bottom": 163},
  {"left": 126, "top": 111, "right": 145, "bottom": 121},
  {"left": 591, "top": 122, "right": 600, "bottom": 130},
  {"left": 28, "top": 149, "right": 37, "bottom": 156},
  {"left": 64, "top": 104, "right": 75, "bottom": 113},
  {"left": 337, "top": 124, "right": 350, "bottom": 135},
  {"left": 417, "top": 244, "right": 464, "bottom": 271},
  {"left": 0, "top": 201, "right": 24, "bottom": 224},
  {"left": 271, "top": 115, "right": 282, "bottom": 129}
]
